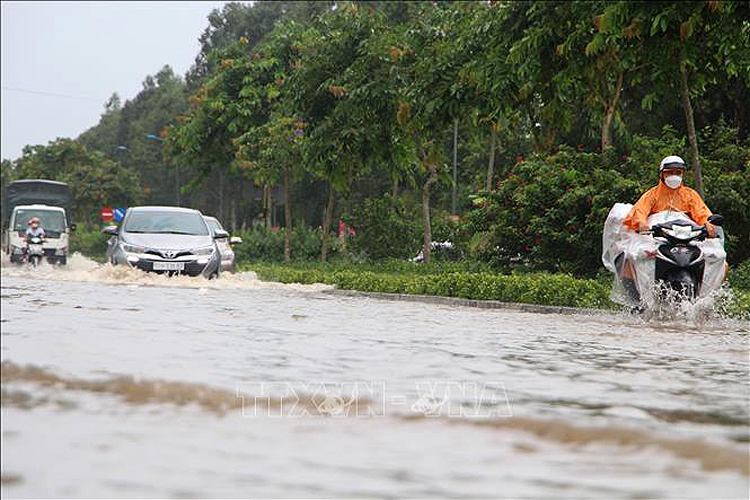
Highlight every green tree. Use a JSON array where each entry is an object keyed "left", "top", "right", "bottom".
[
  {"left": 10, "top": 138, "right": 141, "bottom": 225},
  {"left": 599, "top": 1, "right": 750, "bottom": 196}
]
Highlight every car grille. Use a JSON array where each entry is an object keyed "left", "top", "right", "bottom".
[
  {"left": 144, "top": 250, "right": 193, "bottom": 259},
  {"left": 134, "top": 259, "right": 207, "bottom": 277}
]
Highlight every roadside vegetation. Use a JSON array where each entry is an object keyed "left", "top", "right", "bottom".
[
  {"left": 238, "top": 259, "right": 748, "bottom": 318},
  {"left": 3, "top": 1, "right": 748, "bottom": 316}
]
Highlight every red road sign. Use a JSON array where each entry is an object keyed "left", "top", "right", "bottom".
[{"left": 101, "top": 206, "right": 113, "bottom": 221}]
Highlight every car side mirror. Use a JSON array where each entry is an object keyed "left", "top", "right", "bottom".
[
  {"left": 230, "top": 236, "right": 243, "bottom": 245},
  {"left": 707, "top": 214, "right": 723, "bottom": 226},
  {"left": 70, "top": 223, "right": 77, "bottom": 232},
  {"left": 102, "top": 225, "right": 119, "bottom": 236},
  {"left": 213, "top": 229, "right": 229, "bottom": 239}
]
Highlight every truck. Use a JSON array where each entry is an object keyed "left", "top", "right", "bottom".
[{"left": 2, "top": 180, "right": 76, "bottom": 265}]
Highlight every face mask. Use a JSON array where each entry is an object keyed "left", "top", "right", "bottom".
[{"left": 664, "top": 175, "right": 682, "bottom": 189}]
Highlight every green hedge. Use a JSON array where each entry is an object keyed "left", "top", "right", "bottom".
[
  {"left": 249, "top": 263, "right": 613, "bottom": 309},
  {"left": 247, "top": 262, "right": 749, "bottom": 318}
]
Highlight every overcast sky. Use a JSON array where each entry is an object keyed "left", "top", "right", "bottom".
[{"left": 1, "top": 0, "right": 235, "bottom": 162}]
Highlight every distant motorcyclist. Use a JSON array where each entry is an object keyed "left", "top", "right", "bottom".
[
  {"left": 617, "top": 155, "right": 720, "bottom": 301},
  {"left": 24, "top": 217, "right": 45, "bottom": 242}
]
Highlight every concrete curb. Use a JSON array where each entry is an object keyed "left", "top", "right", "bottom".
[{"left": 324, "top": 289, "right": 610, "bottom": 316}]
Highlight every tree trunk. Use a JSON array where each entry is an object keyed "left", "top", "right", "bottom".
[
  {"left": 601, "top": 71, "right": 624, "bottom": 151},
  {"left": 679, "top": 62, "right": 704, "bottom": 197},
  {"left": 413, "top": 132, "right": 438, "bottom": 263},
  {"left": 283, "top": 165, "right": 291, "bottom": 262},
  {"left": 341, "top": 197, "right": 349, "bottom": 257},
  {"left": 262, "top": 185, "right": 268, "bottom": 228},
  {"left": 270, "top": 186, "right": 275, "bottom": 227},
  {"left": 422, "top": 165, "right": 438, "bottom": 263},
  {"left": 486, "top": 125, "right": 497, "bottom": 191},
  {"left": 392, "top": 176, "right": 398, "bottom": 198},
  {"left": 321, "top": 184, "right": 335, "bottom": 262}
]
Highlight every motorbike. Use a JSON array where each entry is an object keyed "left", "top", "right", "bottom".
[
  {"left": 24, "top": 235, "right": 45, "bottom": 267},
  {"left": 648, "top": 214, "right": 724, "bottom": 300},
  {"left": 613, "top": 214, "right": 725, "bottom": 309}
]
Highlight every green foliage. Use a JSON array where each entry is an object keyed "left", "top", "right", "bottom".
[
  {"left": 232, "top": 225, "right": 339, "bottom": 263},
  {"left": 249, "top": 262, "right": 613, "bottom": 309},
  {"left": 7, "top": 139, "right": 142, "bottom": 225},
  {"left": 69, "top": 226, "right": 110, "bottom": 261},
  {"left": 80, "top": 65, "right": 188, "bottom": 207},
  {"left": 700, "top": 121, "right": 750, "bottom": 263},
  {"left": 729, "top": 260, "right": 750, "bottom": 292},
  {"left": 346, "top": 195, "right": 420, "bottom": 259}
]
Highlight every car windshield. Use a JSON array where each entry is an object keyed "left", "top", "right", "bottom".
[
  {"left": 14, "top": 209, "right": 66, "bottom": 232},
  {"left": 204, "top": 218, "right": 222, "bottom": 235},
  {"left": 124, "top": 211, "right": 209, "bottom": 236}
]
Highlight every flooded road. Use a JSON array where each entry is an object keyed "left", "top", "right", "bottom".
[{"left": 1, "top": 254, "right": 748, "bottom": 498}]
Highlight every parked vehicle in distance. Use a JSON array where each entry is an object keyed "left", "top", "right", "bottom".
[
  {"left": 203, "top": 215, "right": 242, "bottom": 273},
  {"left": 103, "top": 206, "right": 222, "bottom": 279},
  {"left": 2, "top": 180, "right": 76, "bottom": 265}
]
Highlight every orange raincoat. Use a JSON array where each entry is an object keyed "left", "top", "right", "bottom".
[{"left": 623, "top": 181, "right": 712, "bottom": 231}]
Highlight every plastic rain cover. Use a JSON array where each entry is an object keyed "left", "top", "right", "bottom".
[{"left": 601, "top": 205, "right": 726, "bottom": 307}]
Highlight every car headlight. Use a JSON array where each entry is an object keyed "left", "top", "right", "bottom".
[
  {"left": 121, "top": 243, "right": 146, "bottom": 254},
  {"left": 191, "top": 246, "right": 215, "bottom": 256}
]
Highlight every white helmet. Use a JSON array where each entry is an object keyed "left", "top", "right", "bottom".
[{"left": 659, "top": 155, "right": 687, "bottom": 171}]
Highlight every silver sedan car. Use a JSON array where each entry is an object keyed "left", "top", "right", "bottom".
[
  {"left": 203, "top": 216, "right": 242, "bottom": 273},
  {"left": 103, "top": 206, "right": 223, "bottom": 278}
]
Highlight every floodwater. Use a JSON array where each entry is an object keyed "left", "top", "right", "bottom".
[{"left": 1, "top": 254, "right": 748, "bottom": 498}]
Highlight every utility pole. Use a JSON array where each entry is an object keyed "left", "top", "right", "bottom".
[{"left": 452, "top": 119, "right": 458, "bottom": 216}]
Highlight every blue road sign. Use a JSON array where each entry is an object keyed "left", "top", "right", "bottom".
[{"left": 113, "top": 207, "right": 127, "bottom": 222}]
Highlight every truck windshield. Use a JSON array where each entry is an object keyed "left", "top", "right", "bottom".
[
  {"left": 13, "top": 209, "right": 66, "bottom": 232},
  {"left": 124, "top": 211, "right": 209, "bottom": 236}
]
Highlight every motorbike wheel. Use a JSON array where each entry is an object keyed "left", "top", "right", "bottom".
[{"left": 666, "top": 269, "right": 697, "bottom": 300}]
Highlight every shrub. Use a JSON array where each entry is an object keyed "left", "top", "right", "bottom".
[
  {"left": 232, "top": 225, "right": 339, "bottom": 264},
  {"left": 69, "top": 226, "right": 109, "bottom": 260},
  {"left": 249, "top": 263, "right": 613, "bottom": 309},
  {"left": 346, "top": 195, "right": 421, "bottom": 260},
  {"left": 729, "top": 260, "right": 750, "bottom": 291}
]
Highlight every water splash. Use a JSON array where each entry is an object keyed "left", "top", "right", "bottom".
[{"left": 0, "top": 252, "right": 333, "bottom": 292}]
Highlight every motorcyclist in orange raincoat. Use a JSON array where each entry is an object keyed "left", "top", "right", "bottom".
[{"left": 617, "top": 155, "right": 719, "bottom": 302}]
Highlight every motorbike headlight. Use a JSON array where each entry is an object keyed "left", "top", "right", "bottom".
[
  {"left": 191, "top": 246, "right": 215, "bottom": 256},
  {"left": 122, "top": 243, "right": 146, "bottom": 254},
  {"left": 665, "top": 226, "right": 703, "bottom": 239}
]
